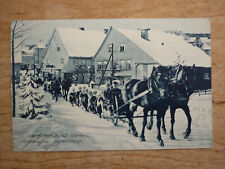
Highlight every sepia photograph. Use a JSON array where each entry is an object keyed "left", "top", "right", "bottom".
[{"left": 11, "top": 18, "right": 212, "bottom": 151}]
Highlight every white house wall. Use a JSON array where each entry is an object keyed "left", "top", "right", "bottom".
[{"left": 68, "top": 57, "right": 92, "bottom": 73}]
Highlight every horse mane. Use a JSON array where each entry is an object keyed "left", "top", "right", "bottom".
[{"left": 147, "top": 66, "right": 161, "bottom": 93}]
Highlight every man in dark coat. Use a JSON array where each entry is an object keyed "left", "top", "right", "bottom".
[
  {"left": 89, "top": 90, "right": 97, "bottom": 114},
  {"left": 81, "top": 88, "right": 89, "bottom": 111},
  {"left": 103, "top": 83, "right": 113, "bottom": 115},
  {"left": 53, "top": 78, "right": 61, "bottom": 102},
  {"left": 75, "top": 87, "right": 82, "bottom": 106},
  {"left": 111, "top": 80, "right": 124, "bottom": 116},
  {"left": 69, "top": 89, "right": 76, "bottom": 106}
]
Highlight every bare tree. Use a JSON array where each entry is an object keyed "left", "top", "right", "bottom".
[{"left": 11, "top": 21, "right": 29, "bottom": 117}]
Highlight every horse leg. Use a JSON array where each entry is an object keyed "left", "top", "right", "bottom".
[
  {"left": 140, "top": 108, "right": 148, "bottom": 142},
  {"left": 126, "top": 110, "right": 138, "bottom": 137},
  {"left": 62, "top": 89, "right": 64, "bottom": 99},
  {"left": 161, "top": 109, "right": 167, "bottom": 134},
  {"left": 65, "top": 90, "right": 67, "bottom": 100},
  {"left": 147, "top": 110, "right": 154, "bottom": 130},
  {"left": 182, "top": 104, "right": 192, "bottom": 139},
  {"left": 170, "top": 107, "right": 176, "bottom": 140},
  {"left": 156, "top": 110, "right": 164, "bottom": 146},
  {"left": 65, "top": 89, "right": 68, "bottom": 101},
  {"left": 55, "top": 93, "right": 58, "bottom": 102}
]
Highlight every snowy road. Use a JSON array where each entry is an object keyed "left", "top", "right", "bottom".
[{"left": 13, "top": 91, "right": 212, "bottom": 151}]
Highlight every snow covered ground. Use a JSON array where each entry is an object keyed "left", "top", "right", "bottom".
[{"left": 13, "top": 89, "right": 212, "bottom": 151}]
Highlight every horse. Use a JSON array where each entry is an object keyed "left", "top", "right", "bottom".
[
  {"left": 52, "top": 78, "right": 61, "bottom": 102},
  {"left": 62, "top": 78, "right": 71, "bottom": 101},
  {"left": 147, "top": 64, "right": 196, "bottom": 140},
  {"left": 121, "top": 66, "right": 170, "bottom": 146}
]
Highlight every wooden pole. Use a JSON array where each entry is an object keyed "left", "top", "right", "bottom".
[
  {"left": 98, "top": 53, "right": 112, "bottom": 86},
  {"left": 111, "top": 43, "right": 114, "bottom": 84}
]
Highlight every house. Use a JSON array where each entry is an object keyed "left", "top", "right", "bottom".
[
  {"left": 21, "top": 43, "right": 47, "bottom": 72},
  {"left": 42, "top": 27, "right": 106, "bottom": 83},
  {"left": 93, "top": 27, "right": 159, "bottom": 85},
  {"left": 21, "top": 45, "right": 36, "bottom": 69},
  {"left": 33, "top": 41, "right": 47, "bottom": 68},
  {"left": 185, "top": 33, "right": 211, "bottom": 56},
  {"left": 93, "top": 27, "right": 211, "bottom": 90}
]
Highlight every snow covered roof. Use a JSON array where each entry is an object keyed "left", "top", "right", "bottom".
[
  {"left": 21, "top": 46, "right": 35, "bottom": 54},
  {"left": 56, "top": 28, "right": 106, "bottom": 57},
  {"left": 115, "top": 28, "right": 211, "bottom": 67},
  {"left": 187, "top": 37, "right": 196, "bottom": 43}
]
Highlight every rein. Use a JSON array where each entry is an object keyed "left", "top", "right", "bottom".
[{"left": 148, "top": 73, "right": 165, "bottom": 95}]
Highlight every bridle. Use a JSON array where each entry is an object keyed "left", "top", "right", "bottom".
[{"left": 148, "top": 68, "right": 166, "bottom": 97}]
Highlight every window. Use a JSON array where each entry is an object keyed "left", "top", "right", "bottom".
[
  {"left": 114, "top": 61, "right": 118, "bottom": 70},
  {"left": 109, "top": 44, "right": 113, "bottom": 52},
  {"left": 118, "top": 60, "right": 126, "bottom": 70},
  {"left": 81, "top": 59, "right": 86, "bottom": 65},
  {"left": 57, "top": 44, "right": 60, "bottom": 51},
  {"left": 97, "top": 62, "right": 102, "bottom": 70},
  {"left": 126, "top": 60, "right": 131, "bottom": 70},
  {"left": 204, "top": 72, "right": 210, "bottom": 80},
  {"left": 73, "top": 59, "right": 77, "bottom": 66},
  {"left": 46, "top": 65, "right": 54, "bottom": 68},
  {"left": 120, "top": 44, "right": 125, "bottom": 52},
  {"left": 97, "top": 61, "right": 108, "bottom": 71}
]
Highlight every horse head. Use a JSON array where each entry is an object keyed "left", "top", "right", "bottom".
[
  {"left": 150, "top": 66, "right": 170, "bottom": 99},
  {"left": 168, "top": 64, "right": 196, "bottom": 97},
  {"left": 182, "top": 64, "right": 196, "bottom": 96}
]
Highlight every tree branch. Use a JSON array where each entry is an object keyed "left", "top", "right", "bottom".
[{"left": 14, "top": 38, "right": 27, "bottom": 49}]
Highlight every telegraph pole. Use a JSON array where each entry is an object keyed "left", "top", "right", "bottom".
[
  {"left": 111, "top": 43, "right": 114, "bottom": 84},
  {"left": 98, "top": 43, "right": 115, "bottom": 86}
]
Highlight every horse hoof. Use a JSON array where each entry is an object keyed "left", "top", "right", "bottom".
[
  {"left": 159, "top": 140, "right": 164, "bottom": 147},
  {"left": 170, "top": 135, "right": 176, "bottom": 140},
  {"left": 128, "top": 129, "right": 131, "bottom": 134},
  {"left": 162, "top": 129, "right": 167, "bottom": 135},
  {"left": 183, "top": 132, "right": 190, "bottom": 139},
  {"left": 133, "top": 131, "right": 138, "bottom": 137},
  {"left": 147, "top": 124, "right": 153, "bottom": 130},
  {"left": 140, "top": 137, "right": 146, "bottom": 142},
  {"left": 183, "top": 129, "right": 191, "bottom": 139}
]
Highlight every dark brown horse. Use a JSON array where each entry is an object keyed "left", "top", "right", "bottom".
[
  {"left": 121, "top": 66, "right": 170, "bottom": 146},
  {"left": 147, "top": 64, "right": 196, "bottom": 140}
]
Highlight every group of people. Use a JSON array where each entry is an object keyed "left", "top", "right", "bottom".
[
  {"left": 45, "top": 77, "right": 72, "bottom": 102},
  {"left": 68, "top": 80, "right": 125, "bottom": 119}
]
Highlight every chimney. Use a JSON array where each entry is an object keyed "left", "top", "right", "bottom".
[
  {"left": 79, "top": 27, "right": 85, "bottom": 31},
  {"left": 140, "top": 28, "right": 150, "bottom": 41},
  {"left": 104, "top": 29, "right": 109, "bottom": 34}
]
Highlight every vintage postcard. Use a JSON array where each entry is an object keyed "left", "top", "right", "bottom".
[{"left": 11, "top": 19, "right": 212, "bottom": 151}]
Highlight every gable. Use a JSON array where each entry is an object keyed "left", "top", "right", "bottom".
[{"left": 43, "top": 29, "right": 69, "bottom": 69}]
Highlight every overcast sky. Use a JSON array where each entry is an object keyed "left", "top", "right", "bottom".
[{"left": 22, "top": 18, "right": 210, "bottom": 44}]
